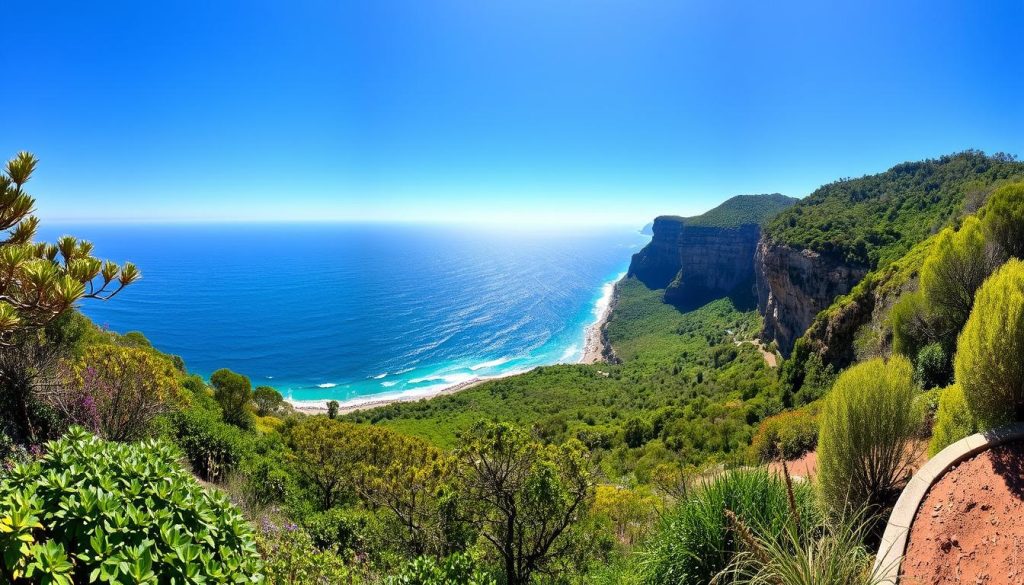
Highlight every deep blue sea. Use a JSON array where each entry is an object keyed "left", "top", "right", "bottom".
[{"left": 38, "top": 223, "right": 648, "bottom": 406}]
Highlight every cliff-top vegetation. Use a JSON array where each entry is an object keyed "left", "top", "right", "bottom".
[{"left": 658, "top": 193, "right": 798, "bottom": 229}]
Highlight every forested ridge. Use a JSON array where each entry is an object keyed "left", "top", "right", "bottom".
[{"left": 4, "top": 151, "right": 1024, "bottom": 584}]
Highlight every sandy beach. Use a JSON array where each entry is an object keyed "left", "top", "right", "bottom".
[{"left": 290, "top": 278, "right": 620, "bottom": 416}]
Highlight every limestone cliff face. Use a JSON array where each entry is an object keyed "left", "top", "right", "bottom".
[
  {"left": 755, "top": 239, "right": 869, "bottom": 357},
  {"left": 628, "top": 218, "right": 761, "bottom": 308}
]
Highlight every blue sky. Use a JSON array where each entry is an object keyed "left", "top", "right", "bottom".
[{"left": 3, "top": 0, "right": 1021, "bottom": 225}]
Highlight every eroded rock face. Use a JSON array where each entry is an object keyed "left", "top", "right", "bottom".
[
  {"left": 628, "top": 218, "right": 761, "bottom": 308},
  {"left": 755, "top": 239, "right": 869, "bottom": 356}
]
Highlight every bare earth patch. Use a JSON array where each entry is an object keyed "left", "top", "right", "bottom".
[{"left": 902, "top": 440, "right": 1024, "bottom": 584}]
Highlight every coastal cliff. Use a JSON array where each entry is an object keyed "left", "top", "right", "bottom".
[
  {"left": 627, "top": 194, "right": 797, "bottom": 308},
  {"left": 754, "top": 239, "right": 869, "bottom": 357}
]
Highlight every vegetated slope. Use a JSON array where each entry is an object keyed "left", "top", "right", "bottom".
[
  {"left": 763, "top": 151, "right": 1024, "bottom": 268},
  {"left": 350, "top": 278, "right": 781, "bottom": 477},
  {"left": 675, "top": 193, "right": 798, "bottom": 229},
  {"left": 628, "top": 194, "right": 797, "bottom": 309},
  {"left": 757, "top": 151, "right": 1024, "bottom": 356}
]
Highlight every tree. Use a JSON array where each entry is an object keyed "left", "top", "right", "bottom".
[
  {"left": 327, "top": 400, "right": 339, "bottom": 419},
  {"left": 981, "top": 182, "right": 1024, "bottom": 259},
  {"left": 919, "top": 217, "right": 1000, "bottom": 337},
  {"left": 47, "top": 344, "right": 180, "bottom": 442},
  {"left": 289, "top": 417, "right": 362, "bottom": 510},
  {"left": 954, "top": 258, "right": 1024, "bottom": 426},
  {"left": 253, "top": 385, "right": 283, "bottom": 416},
  {"left": 455, "top": 422, "right": 594, "bottom": 585},
  {"left": 210, "top": 368, "right": 253, "bottom": 428},
  {"left": 0, "top": 152, "right": 139, "bottom": 343},
  {"left": 817, "top": 356, "right": 919, "bottom": 516}
]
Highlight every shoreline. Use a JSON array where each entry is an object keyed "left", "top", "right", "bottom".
[{"left": 289, "top": 275, "right": 622, "bottom": 416}]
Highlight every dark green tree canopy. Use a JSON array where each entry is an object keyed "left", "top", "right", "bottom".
[{"left": 210, "top": 368, "right": 253, "bottom": 428}]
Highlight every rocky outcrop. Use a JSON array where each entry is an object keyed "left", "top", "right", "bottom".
[
  {"left": 755, "top": 239, "right": 870, "bottom": 357},
  {"left": 628, "top": 218, "right": 762, "bottom": 308}
]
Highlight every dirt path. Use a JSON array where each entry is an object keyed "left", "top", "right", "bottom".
[{"left": 734, "top": 339, "right": 778, "bottom": 368}]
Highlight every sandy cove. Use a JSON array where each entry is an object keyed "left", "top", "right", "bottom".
[{"left": 290, "top": 281, "right": 619, "bottom": 416}]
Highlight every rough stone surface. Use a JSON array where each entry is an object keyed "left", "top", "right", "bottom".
[
  {"left": 754, "top": 239, "right": 869, "bottom": 356},
  {"left": 628, "top": 218, "right": 761, "bottom": 308}
]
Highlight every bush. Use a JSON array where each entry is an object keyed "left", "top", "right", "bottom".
[
  {"left": 386, "top": 552, "right": 495, "bottom": 585},
  {"left": 919, "top": 217, "right": 997, "bottom": 337},
  {"left": 889, "top": 291, "right": 938, "bottom": 360},
  {"left": 256, "top": 520, "right": 356, "bottom": 584},
  {"left": 817, "top": 356, "right": 919, "bottom": 517},
  {"left": 253, "top": 386, "right": 284, "bottom": 417},
  {"left": 211, "top": 368, "right": 254, "bottom": 429},
  {"left": 981, "top": 182, "right": 1024, "bottom": 258},
  {"left": 0, "top": 427, "right": 262, "bottom": 583},
  {"left": 302, "top": 508, "right": 368, "bottom": 553},
  {"left": 929, "top": 384, "right": 977, "bottom": 456},
  {"left": 169, "top": 404, "right": 250, "bottom": 482},
  {"left": 641, "top": 468, "right": 817, "bottom": 585},
  {"left": 749, "top": 408, "right": 818, "bottom": 463},
  {"left": 955, "top": 259, "right": 1024, "bottom": 427},
  {"left": 914, "top": 342, "right": 952, "bottom": 390}
]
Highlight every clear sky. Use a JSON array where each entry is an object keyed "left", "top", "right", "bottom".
[{"left": 3, "top": 0, "right": 1022, "bottom": 225}]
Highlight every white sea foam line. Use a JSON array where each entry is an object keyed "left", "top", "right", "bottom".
[
  {"left": 470, "top": 357, "right": 512, "bottom": 371},
  {"left": 318, "top": 383, "right": 338, "bottom": 388}
]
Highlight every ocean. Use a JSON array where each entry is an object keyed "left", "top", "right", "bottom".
[{"left": 38, "top": 223, "right": 648, "bottom": 406}]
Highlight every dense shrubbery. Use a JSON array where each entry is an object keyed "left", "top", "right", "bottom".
[
  {"left": 657, "top": 194, "right": 797, "bottom": 229},
  {"left": 748, "top": 407, "right": 818, "bottom": 463},
  {"left": 0, "top": 428, "right": 262, "bottom": 583},
  {"left": 817, "top": 357, "right": 919, "bottom": 516},
  {"left": 385, "top": 553, "right": 494, "bottom": 585},
  {"left": 764, "top": 151, "right": 1024, "bottom": 267},
  {"left": 929, "top": 384, "right": 976, "bottom": 456},
  {"left": 640, "top": 468, "right": 817, "bottom": 585},
  {"left": 954, "top": 258, "right": 1024, "bottom": 426}
]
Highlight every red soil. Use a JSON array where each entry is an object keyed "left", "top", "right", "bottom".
[
  {"left": 901, "top": 441, "right": 1024, "bottom": 584},
  {"left": 768, "top": 450, "right": 818, "bottom": 480}
]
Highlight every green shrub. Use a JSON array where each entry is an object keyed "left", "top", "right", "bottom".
[
  {"left": 980, "top": 182, "right": 1024, "bottom": 259},
  {"left": 889, "top": 291, "right": 937, "bottom": 360},
  {"left": 919, "top": 217, "right": 996, "bottom": 338},
  {"left": 0, "top": 427, "right": 262, "bottom": 583},
  {"left": 749, "top": 408, "right": 818, "bottom": 463},
  {"left": 955, "top": 258, "right": 1024, "bottom": 427},
  {"left": 302, "top": 508, "right": 368, "bottom": 553},
  {"left": 914, "top": 342, "right": 952, "bottom": 390},
  {"left": 928, "top": 384, "right": 978, "bottom": 456},
  {"left": 386, "top": 552, "right": 495, "bottom": 585},
  {"left": 817, "top": 356, "right": 919, "bottom": 517},
  {"left": 256, "top": 520, "right": 356, "bottom": 584},
  {"left": 169, "top": 404, "right": 250, "bottom": 482},
  {"left": 640, "top": 468, "right": 817, "bottom": 585}
]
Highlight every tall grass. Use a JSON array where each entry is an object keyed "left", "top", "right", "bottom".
[{"left": 640, "top": 468, "right": 818, "bottom": 585}]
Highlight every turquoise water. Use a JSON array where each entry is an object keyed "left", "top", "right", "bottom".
[{"left": 38, "top": 223, "right": 647, "bottom": 406}]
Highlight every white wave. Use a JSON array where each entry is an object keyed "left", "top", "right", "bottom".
[
  {"left": 559, "top": 344, "right": 580, "bottom": 363},
  {"left": 317, "top": 383, "right": 338, "bottom": 388},
  {"left": 470, "top": 357, "right": 512, "bottom": 371},
  {"left": 372, "top": 373, "right": 387, "bottom": 379},
  {"left": 381, "top": 381, "right": 399, "bottom": 387}
]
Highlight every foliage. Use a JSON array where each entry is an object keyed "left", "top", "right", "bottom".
[
  {"left": 914, "top": 342, "right": 951, "bottom": 390},
  {"left": 47, "top": 344, "right": 180, "bottom": 442},
  {"left": 658, "top": 194, "right": 797, "bottom": 229},
  {"left": 288, "top": 417, "right": 362, "bottom": 510},
  {"left": 980, "top": 182, "right": 1024, "bottom": 259},
  {"left": 385, "top": 552, "right": 495, "bottom": 585},
  {"left": 327, "top": 401, "right": 339, "bottom": 419},
  {"left": 211, "top": 368, "right": 255, "bottom": 429},
  {"left": 301, "top": 508, "right": 367, "bottom": 554},
  {"left": 749, "top": 407, "right": 818, "bottom": 463},
  {"left": 919, "top": 217, "right": 999, "bottom": 337},
  {"left": 817, "top": 357, "right": 920, "bottom": 517},
  {"left": 640, "top": 468, "right": 817, "bottom": 585},
  {"left": 716, "top": 508, "right": 883, "bottom": 585},
  {"left": 255, "top": 520, "right": 357, "bottom": 584},
  {"left": 954, "top": 258, "right": 1024, "bottom": 426},
  {"left": 0, "top": 153, "right": 140, "bottom": 344},
  {"left": 168, "top": 396, "right": 250, "bottom": 483},
  {"left": 590, "top": 485, "right": 662, "bottom": 548},
  {"left": 253, "top": 386, "right": 284, "bottom": 417},
  {"left": 0, "top": 427, "right": 262, "bottom": 583},
  {"left": 764, "top": 150, "right": 1024, "bottom": 267},
  {"left": 455, "top": 422, "right": 594, "bottom": 585},
  {"left": 928, "top": 384, "right": 977, "bottom": 456}
]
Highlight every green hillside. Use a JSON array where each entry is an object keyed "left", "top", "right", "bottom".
[
  {"left": 660, "top": 193, "right": 798, "bottom": 229},
  {"left": 765, "top": 151, "right": 1024, "bottom": 267}
]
